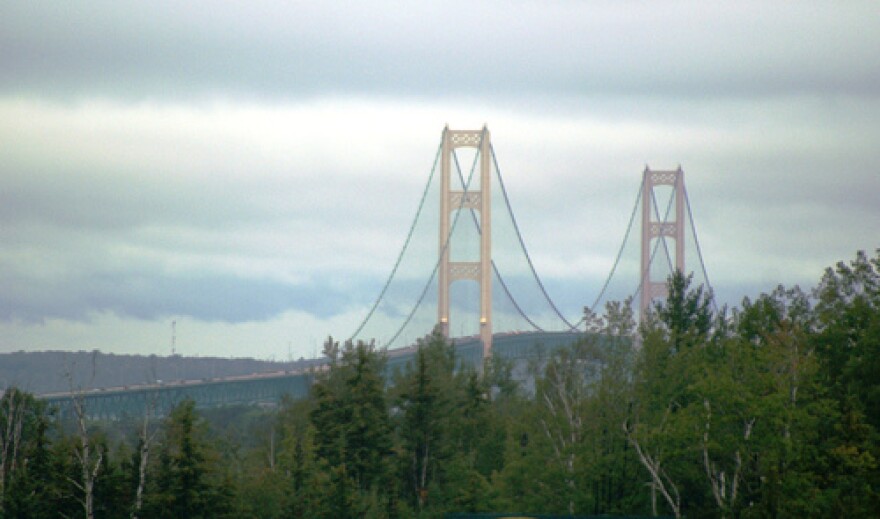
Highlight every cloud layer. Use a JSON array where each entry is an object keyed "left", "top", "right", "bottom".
[
  {"left": 1, "top": 1, "right": 878, "bottom": 357},
  {"left": 3, "top": 2, "right": 878, "bottom": 99}
]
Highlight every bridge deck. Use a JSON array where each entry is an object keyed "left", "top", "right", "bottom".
[{"left": 40, "top": 331, "right": 584, "bottom": 420}]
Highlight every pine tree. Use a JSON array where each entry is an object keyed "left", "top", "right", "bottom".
[
  {"left": 2, "top": 392, "right": 56, "bottom": 518},
  {"left": 396, "top": 332, "right": 449, "bottom": 512},
  {"left": 309, "top": 339, "right": 393, "bottom": 516},
  {"left": 145, "top": 399, "right": 232, "bottom": 519}
]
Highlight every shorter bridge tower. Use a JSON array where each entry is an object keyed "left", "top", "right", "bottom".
[
  {"left": 438, "top": 126, "right": 493, "bottom": 360},
  {"left": 640, "top": 166, "right": 685, "bottom": 321}
]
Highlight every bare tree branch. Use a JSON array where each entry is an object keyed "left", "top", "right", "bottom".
[
  {"left": 66, "top": 353, "right": 103, "bottom": 519},
  {"left": 623, "top": 416, "right": 682, "bottom": 519}
]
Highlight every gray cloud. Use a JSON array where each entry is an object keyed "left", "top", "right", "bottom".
[
  {"left": 2, "top": 2, "right": 878, "bottom": 100},
  {"left": 0, "top": 257, "right": 380, "bottom": 324}
]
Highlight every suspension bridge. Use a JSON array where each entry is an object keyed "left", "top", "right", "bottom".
[
  {"left": 347, "top": 125, "right": 711, "bottom": 352},
  {"left": 41, "top": 125, "right": 712, "bottom": 419}
]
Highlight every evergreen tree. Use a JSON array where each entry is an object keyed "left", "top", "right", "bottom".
[
  {"left": 309, "top": 339, "right": 393, "bottom": 516},
  {"left": 144, "top": 399, "right": 232, "bottom": 518},
  {"left": 92, "top": 440, "right": 130, "bottom": 519},
  {"left": 397, "top": 335, "right": 447, "bottom": 512},
  {"left": 2, "top": 393, "right": 56, "bottom": 518},
  {"left": 276, "top": 395, "right": 327, "bottom": 518}
]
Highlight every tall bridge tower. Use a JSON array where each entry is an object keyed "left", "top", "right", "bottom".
[
  {"left": 438, "top": 126, "right": 493, "bottom": 359},
  {"left": 640, "top": 166, "right": 685, "bottom": 320}
]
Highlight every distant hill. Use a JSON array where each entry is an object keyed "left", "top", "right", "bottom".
[{"left": 0, "top": 350, "right": 320, "bottom": 395}]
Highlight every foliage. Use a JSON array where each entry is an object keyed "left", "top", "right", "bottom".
[
  {"left": 309, "top": 338, "right": 394, "bottom": 517},
  {"left": 2, "top": 250, "right": 879, "bottom": 517},
  {"left": 142, "top": 399, "right": 233, "bottom": 518}
]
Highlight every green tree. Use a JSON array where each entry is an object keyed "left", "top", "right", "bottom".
[
  {"left": 93, "top": 440, "right": 131, "bottom": 519},
  {"left": 274, "top": 394, "right": 329, "bottom": 518},
  {"left": 309, "top": 339, "right": 394, "bottom": 517},
  {"left": 393, "top": 328, "right": 496, "bottom": 515},
  {"left": 810, "top": 250, "right": 880, "bottom": 516},
  {"left": 496, "top": 301, "right": 639, "bottom": 516},
  {"left": 578, "top": 300, "right": 641, "bottom": 515},
  {"left": 144, "top": 399, "right": 232, "bottom": 518},
  {"left": 732, "top": 286, "right": 826, "bottom": 518},
  {"left": 1, "top": 390, "right": 56, "bottom": 518},
  {"left": 396, "top": 331, "right": 450, "bottom": 512},
  {"left": 626, "top": 271, "right": 718, "bottom": 518}
]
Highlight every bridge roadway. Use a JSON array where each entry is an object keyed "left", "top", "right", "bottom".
[{"left": 39, "top": 331, "right": 583, "bottom": 420}]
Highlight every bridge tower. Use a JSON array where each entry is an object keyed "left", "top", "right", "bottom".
[
  {"left": 640, "top": 166, "right": 685, "bottom": 321},
  {"left": 438, "top": 126, "right": 493, "bottom": 360}
]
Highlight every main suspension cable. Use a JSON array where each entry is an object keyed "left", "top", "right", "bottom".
[
  {"left": 587, "top": 182, "right": 644, "bottom": 316},
  {"left": 490, "top": 146, "right": 579, "bottom": 330},
  {"left": 683, "top": 183, "right": 718, "bottom": 312},
  {"left": 349, "top": 144, "right": 441, "bottom": 340}
]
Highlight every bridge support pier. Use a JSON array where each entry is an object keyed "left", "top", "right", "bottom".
[
  {"left": 438, "top": 126, "right": 493, "bottom": 361},
  {"left": 640, "top": 166, "right": 685, "bottom": 322}
]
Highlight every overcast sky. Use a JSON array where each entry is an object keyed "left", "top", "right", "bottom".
[{"left": 2, "top": 1, "right": 878, "bottom": 359}]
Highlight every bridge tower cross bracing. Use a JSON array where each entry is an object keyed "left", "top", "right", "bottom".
[
  {"left": 640, "top": 166, "right": 685, "bottom": 321},
  {"left": 438, "top": 126, "right": 493, "bottom": 360}
]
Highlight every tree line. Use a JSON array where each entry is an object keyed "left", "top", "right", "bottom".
[{"left": 0, "top": 250, "right": 878, "bottom": 518}]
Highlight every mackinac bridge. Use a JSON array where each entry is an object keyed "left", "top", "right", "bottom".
[{"left": 40, "top": 126, "right": 713, "bottom": 419}]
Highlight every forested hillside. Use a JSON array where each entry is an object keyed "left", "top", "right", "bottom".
[
  {"left": 0, "top": 250, "right": 877, "bottom": 518},
  {"left": 0, "top": 351, "right": 311, "bottom": 395}
]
